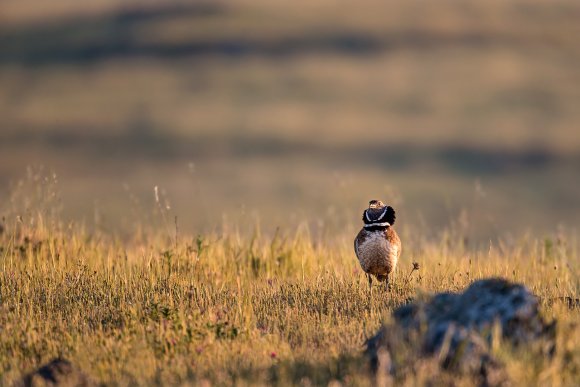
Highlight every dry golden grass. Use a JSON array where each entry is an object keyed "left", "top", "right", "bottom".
[
  {"left": 1, "top": 2, "right": 579, "bottom": 382},
  {"left": 0, "top": 178, "right": 578, "bottom": 386}
]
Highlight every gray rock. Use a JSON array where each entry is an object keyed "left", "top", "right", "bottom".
[
  {"left": 23, "top": 358, "right": 92, "bottom": 387},
  {"left": 366, "top": 278, "right": 555, "bottom": 384}
]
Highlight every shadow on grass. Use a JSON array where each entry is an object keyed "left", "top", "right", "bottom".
[{"left": 223, "top": 354, "right": 369, "bottom": 386}]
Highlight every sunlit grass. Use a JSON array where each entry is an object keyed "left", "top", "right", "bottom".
[
  {"left": 2, "top": 1, "right": 580, "bottom": 383},
  {"left": 0, "top": 196, "right": 578, "bottom": 385}
]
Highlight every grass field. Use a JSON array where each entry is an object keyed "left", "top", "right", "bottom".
[
  {"left": 1, "top": 180, "right": 579, "bottom": 386},
  {"left": 1, "top": 1, "right": 580, "bottom": 385}
]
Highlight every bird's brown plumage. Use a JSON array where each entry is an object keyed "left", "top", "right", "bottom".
[{"left": 354, "top": 200, "right": 402, "bottom": 287}]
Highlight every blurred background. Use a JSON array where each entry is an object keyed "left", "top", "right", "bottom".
[{"left": 1, "top": 0, "right": 579, "bottom": 243}]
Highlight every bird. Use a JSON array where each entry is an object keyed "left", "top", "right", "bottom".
[{"left": 354, "top": 199, "right": 401, "bottom": 290}]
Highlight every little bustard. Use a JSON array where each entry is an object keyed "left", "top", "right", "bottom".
[{"left": 354, "top": 200, "right": 401, "bottom": 290}]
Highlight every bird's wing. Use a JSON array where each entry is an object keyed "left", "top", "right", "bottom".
[
  {"left": 353, "top": 229, "right": 364, "bottom": 260},
  {"left": 385, "top": 228, "right": 402, "bottom": 258}
]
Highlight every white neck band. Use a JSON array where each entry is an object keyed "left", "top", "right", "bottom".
[{"left": 364, "top": 222, "right": 390, "bottom": 228}]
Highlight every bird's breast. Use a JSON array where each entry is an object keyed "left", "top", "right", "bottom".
[{"left": 355, "top": 230, "right": 398, "bottom": 275}]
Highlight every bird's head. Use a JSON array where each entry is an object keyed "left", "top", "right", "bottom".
[{"left": 362, "top": 199, "right": 395, "bottom": 229}]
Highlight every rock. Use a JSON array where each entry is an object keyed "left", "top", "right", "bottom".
[
  {"left": 23, "top": 358, "right": 92, "bottom": 387},
  {"left": 366, "top": 278, "right": 555, "bottom": 384}
]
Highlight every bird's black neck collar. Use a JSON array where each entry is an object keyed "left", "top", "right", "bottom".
[{"left": 362, "top": 206, "right": 395, "bottom": 232}]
